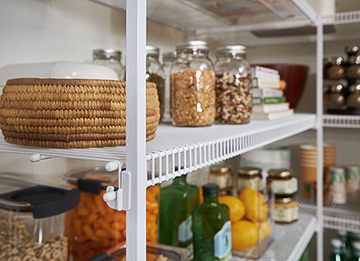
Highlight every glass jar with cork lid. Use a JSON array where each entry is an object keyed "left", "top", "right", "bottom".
[
  {"left": 237, "top": 167, "right": 263, "bottom": 192},
  {"left": 208, "top": 166, "right": 234, "bottom": 196}
]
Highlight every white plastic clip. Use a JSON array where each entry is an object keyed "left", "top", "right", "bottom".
[
  {"left": 103, "top": 161, "right": 131, "bottom": 211},
  {"left": 29, "top": 153, "right": 54, "bottom": 163}
]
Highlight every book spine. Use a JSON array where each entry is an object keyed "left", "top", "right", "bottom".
[
  {"left": 252, "top": 66, "right": 279, "bottom": 75},
  {"left": 252, "top": 71, "right": 280, "bottom": 81},
  {"left": 253, "top": 88, "right": 284, "bottom": 97},
  {"left": 253, "top": 96, "right": 286, "bottom": 105},
  {"left": 252, "top": 78, "right": 280, "bottom": 89}
]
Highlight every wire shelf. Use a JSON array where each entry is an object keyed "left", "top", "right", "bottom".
[{"left": 323, "top": 115, "right": 360, "bottom": 128}]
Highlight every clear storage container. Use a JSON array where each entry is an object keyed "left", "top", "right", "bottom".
[
  {"left": 92, "top": 48, "right": 125, "bottom": 80},
  {"left": 170, "top": 40, "right": 215, "bottom": 126},
  {"left": 214, "top": 45, "right": 252, "bottom": 124},
  {"left": 0, "top": 173, "right": 80, "bottom": 261},
  {"left": 161, "top": 51, "right": 176, "bottom": 123}
]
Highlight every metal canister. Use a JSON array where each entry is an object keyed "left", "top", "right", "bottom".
[{"left": 330, "top": 167, "right": 346, "bottom": 204}]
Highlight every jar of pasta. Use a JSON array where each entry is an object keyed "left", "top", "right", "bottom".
[
  {"left": 274, "top": 197, "right": 299, "bottom": 224},
  {"left": 208, "top": 165, "right": 234, "bottom": 196},
  {"left": 237, "top": 167, "right": 263, "bottom": 191},
  {"left": 267, "top": 169, "right": 298, "bottom": 197},
  {"left": 171, "top": 40, "right": 215, "bottom": 126},
  {"left": 214, "top": 45, "right": 252, "bottom": 124}
]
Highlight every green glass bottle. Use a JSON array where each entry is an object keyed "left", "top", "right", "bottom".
[
  {"left": 192, "top": 184, "right": 232, "bottom": 261},
  {"left": 339, "top": 230, "right": 349, "bottom": 260},
  {"left": 331, "top": 239, "right": 345, "bottom": 261},
  {"left": 158, "top": 175, "right": 199, "bottom": 249}
]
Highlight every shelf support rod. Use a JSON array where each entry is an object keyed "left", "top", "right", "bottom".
[
  {"left": 126, "top": 0, "right": 147, "bottom": 259},
  {"left": 291, "top": 0, "right": 318, "bottom": 24}
]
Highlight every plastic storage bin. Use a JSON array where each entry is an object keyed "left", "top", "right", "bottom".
[{"left": 0, "top": 173, "right": 80, "bottom": 261}]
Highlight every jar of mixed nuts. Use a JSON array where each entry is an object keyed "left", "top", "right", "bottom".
[
  {"left": 267, "top": 169, "right": 298, "bottom": 197},
  {"left": 327, "top": 56, "right": 345, "bottom": 79},
  {"left": 161, "top": 51, "right": 176, "bottom": 123},
  {"left": 237, "top": 167, "right": 263, "bottom": 191},
  {"left": 347, "top": 84, "right": 360, "bottom": 109},
  {"left": 208, "top": 165, "right": 234, "bottom": 196},
  {"left": 273, "top": 197, "right": 299, "bottom": 224},
  {"left": 171, "top": 40, "right": 215, "bottom": 126},
  {"left": 146, "top": 46, "right": 166, "bottom": 122},
  {"left": 214, "top": 45, "right": 252, "bottom": 124},
  {"left": 93, "top": 48, "right": 125, "bottom": 80}
]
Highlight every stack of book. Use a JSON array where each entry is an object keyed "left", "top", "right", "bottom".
[{"left": 251, "top": 66, "right": 293, "bottom": 120}]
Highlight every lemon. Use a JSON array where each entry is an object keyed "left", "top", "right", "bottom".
[
  {"left": 239, "top": 187, "right": 268, "bottom": 222},
  {"left": 231, "top": 220, "right": 258, "bottom": 250},
  {"left": 218, "top": 195, "right": 245, "bottom": 222}
]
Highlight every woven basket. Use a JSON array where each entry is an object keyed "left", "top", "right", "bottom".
[{"left": 0, "top": 78, "right": 160, "bottom": 148}]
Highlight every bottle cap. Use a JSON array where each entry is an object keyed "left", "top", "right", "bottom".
[
  {"left": 331, "top": 239, "right": 341, "bottom": 249},
  {"left": 203, "top": 184, "right": 219, "bottom": 198},
  {"left": 338, "top": 230, "right": 347, "bottom": 238},
  {"left": 354, "top": 241, "right": 360, "bottom": 251}
]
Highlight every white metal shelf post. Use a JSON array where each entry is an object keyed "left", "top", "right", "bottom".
[{"left": 126, "top": 0, "right": 147, "bottom": 260}]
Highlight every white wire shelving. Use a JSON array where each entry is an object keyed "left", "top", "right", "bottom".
[{"left": 323, "top": 115, "right": 360, "bottom": 128}]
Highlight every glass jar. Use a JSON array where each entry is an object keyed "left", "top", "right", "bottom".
[
  {"left": 237, "top": 167, "right": 263, "bottom": 191},
  {"left": 347, "top": 84, "right": 360, "bottom": 109},
  {"left": 327, "top": 83, "right": 346, "bottom": 110},
  {"left": 171, "top": 40, "right": 215, "bottom": 126},
  {"left": 267, "top": 168, "right": 298, "bottom": 197},
  {"left": 208, "top": 165, "right": 233, "bottom": 196},
  {"left": 146, "top": 46, "right": 166, "bottom": 122},
  {"left": 327, "top": 56, "right": 345, "bottom": 79},
  {"left": 273, "top": 197, "right": 299, "bottom": 224},
  {"left": 214, "top": 45, "right": 252, "bottom": 124},
  {"left": 161, "top": 51, "right": 176, "bottom": 123},
  {"left": 347, "top": 55, "right": 360, "bottom": 79},
  {"left": 345, "top": 45, "right": 359, "bottom": 58},
  {"left": 92, "top": 48, "right": 125, "bottom": 80}
]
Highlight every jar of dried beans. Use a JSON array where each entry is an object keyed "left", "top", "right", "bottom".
[
  {"left": 214, "top": 45, "right": 252, "bottom": 124},
  {"left": 171, "top": 40, "right": 215, "bottom": 126}
]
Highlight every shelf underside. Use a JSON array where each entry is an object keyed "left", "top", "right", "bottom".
[
  {"left": 0, "top": 114, "right": 316, "bottom": 186},
  {"left": 323, "top": 115, "right": 360, "bottom": 128}
]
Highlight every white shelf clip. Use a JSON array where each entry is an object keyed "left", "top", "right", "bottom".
[
  {"left": 29, "top": 153, "right": 54, "bottom": 163},
  {"left": 103, "top": 160, "right": 131, "bottom": 211}
]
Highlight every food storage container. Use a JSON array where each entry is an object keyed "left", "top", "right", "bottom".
[
  {"left": 327, "top": 56, "right": 345, "bottom": 79},
  {"left": 171, "top": 40, "right": 215, "bottom": 126},
  {"left": 347, "top": 55, "right": 360, "bottom": 79},
  {"left": 267, "top": 169, "right": 298, "bottom": 197},
  {"left": 214, "top": 45, "right": 252, "bottom": 124},
  {"left": 64, "top": 167, "right": 160, "bottom": 261},
  {"left": 345, "top": 45, "right": 359, "bottom": 58},
  {"left": 237, "top": 167, "right": 263, "bottom": 191},
  {"left": 208, "top": 165, "right": 234, "bottom": 196},
  {"left": 146, "top": 45, "right": 166, "bottom": 122},
  {"left": 327, "top": 83, "right": 346, "bottom": 110},
  {"left": 93, "top": 48, "right": 125, "bottom": 80},
  {"left": 273, "top": 197, "right": 299, "bottom": 224},
  {"left": 161, "top": 51, "right": 176, "bottom": 123},
  {"left": 347, "top": 83, "right": 360, "bottom": 109},
  {"left": 0, "top": 173, "right": 80, "bottom": 261},
  {"left": 89, "top": 242, "right": 191, "bottom": 261}
]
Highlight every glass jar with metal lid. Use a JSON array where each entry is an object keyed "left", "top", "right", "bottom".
[
  {"left": 170, "top": 40, "right": 215, "bottom": 126},
  {"left": 92, "top": 48, "right": 125, "bottom": 80},
  {"left": 347, "top": 55, "right": 360, "bottom": 79},
  {"left": 161, "top": 51, "right": 176, "bottom": 123},
  {"left": 347, "top": 83, "right": 360, "bottom": 109},
  {"left": 208, "top": 165, "right": 233, "bottom": 196},
  {"left": 267, "top": 169, "right": 298, "bottom": 197},
  {"left": 327, "top": 83, "right": 346, "bottom": 110},
  {"left": 273, "top": 197, "right": 299, "bottom": 224},
  {"left": 214, "top": 45, "right": 252, "bottom": 124},
  {"left": 146, "top": 45, "right": 166, "bottom": 122},
  {"left": 237, "top": 167, "right": 263, "bottom": 191},
  {"left": 327, "top": 56, "right": 345, "bottom": 79}
]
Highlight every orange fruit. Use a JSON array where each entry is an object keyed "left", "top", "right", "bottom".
[
  {"left": 231, "top": 220, "right": 258, "bottom": 250},
  {"left": 198, "top": 186, "right": 203, "bottom": 205},
  {"left": 239, "top": 187, "right": 268, "bottom": 222},
  {"left": 218, "top": 195, "right": 245, "bottom": 222}
]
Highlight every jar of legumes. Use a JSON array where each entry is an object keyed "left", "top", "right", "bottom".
[
  {"left": 214, "top": 45, "right": 252, "bottom": 124},
  {"left": 171, "top": 40, "right": 215, "bottom": 126}
]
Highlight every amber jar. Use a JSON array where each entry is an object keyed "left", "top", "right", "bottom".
[
  {"left": 347, "top": 55, "right": 360, "bottom": 79},
  {"left": 267, "top": 169, "right": 298, "bottom": 197},
  {"left": 274, "top": 197, "right": 299, "bottom": 224},
  {"left": 347, "top": 84, "right": 360, "bottom": 109},
  {"left": 345, "top": 45, "right": 359, "bottom": 58},
  {"left": 327, "top": 56, "right": 345, "bottom": 79},
  {"left": 327, "top": 83, "right": 346, "bottom": 110},
  {"left": 237, "top": 167, "right": 263, "bottom": 192},
  {"left": 208, "top": 166, "right": 233, "bottom": 196}
]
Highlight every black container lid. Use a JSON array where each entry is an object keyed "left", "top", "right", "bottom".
[
  {"left": 203, "top": 184, "right": 219, "bottom": 198},
  {"left": 0, "top": 174, "right": 80, "bottom": 218}
]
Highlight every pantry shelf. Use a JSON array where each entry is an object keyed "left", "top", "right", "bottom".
[
  {"left": 0, "top": 113, "right": 316, "bottom": 186},
  {"left": 232, "top": 213, "right": 317, "bottom": 261},
  {"left": 323, "top": 114, "right": 360, "bottom": 128}
]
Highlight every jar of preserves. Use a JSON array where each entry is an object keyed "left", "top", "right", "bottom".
[
  {"left": 327, "top": 56, "right": 345, "bottom": 79},
  {"left": 146, "top": 46, "right": 166, "bottom": 122},
  {"left": 327, "top": 83, "right": 346, "bottom": 110},
  {"left": 214, "top": 45, "right": 252, "bottom": 124},
  {"left": 347, "top": 55, "right": 360, "bottom": 79},
  {"left": 92, "top": 48, "right": 125, "bottom": 80},
  {"left": 171, "top": 40, "right": 215, "bottom": 126},
  {"left": 208, "top": 165, "right": 233, "bottom": 196},
  {"left": 267, "top": 169, "right": 298, "bottom": 197},
  {"left": 237, "top": 167, "right": 263, "bottom": 191},
  {"left": 161, "top": 51, "right": 176, "bottom": 123},
  {"left": 347, "top": 84, "right": 360, "bottom": 109},
  {"left": 274, "top": 197, "right": 299, "bottom": 224}
]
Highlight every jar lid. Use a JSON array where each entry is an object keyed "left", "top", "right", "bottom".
[
  {"left": 349, "top": 84, "right": 360, "bottom": 93},
  {"left": 330, "top": 83, "right": 344, "bottom": 93},
  {"left": 176, "top": 40, "right": 209, "bottom": 52},
  {"left": 323, "top": 57, "right": 333, "bottom": 66},
  {"left": 210, "top": 165, "right": 232, "bottom": 173},
  {"left": 323, "top": 85, "right": 330, "bottom": 93},
  {"left": 215, "top": 45, "right": 246, "bottom": 56},
  {"left": 331, "top": 56, "right": 344, "bottom": 65},
  {"left": 345, "top": 45, "right": 359, "bottom": 56},
  {"left": 354, "top": 241, "right": 360, "bottom": 251},
  {"left": 93, "top": 48, "right": 121, "bottom": 61},
  {"left": 349, "top": 55, "right": 360, "bottom": 65},
  {"left": 163, "top": 51, "right": 176, "bottom": 62},
  {"left": 268, "top": 168, "right": 293, "bottom": 178},
  {"left": 275, "top": 197, "right": 293, "bottom": 204},
  {"left": 331, "top": 239, "right": 341, "bottom": 249},
  {"left": 146, "top": 45, "right": 160, "bottom": 57},
  {"left": 237, "top": 167, "right": 262, "bottom": 176},
  {"left": 202, "top": 184, "right": 219, "bottom": 198}
]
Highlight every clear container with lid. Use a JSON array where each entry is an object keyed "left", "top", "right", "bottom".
[
  {"left": 267, "top": 169, "right": 298, "bottom": 197},
  {"left": 208, "top": 165, "right": 234, "bottom": 196},
  {"left": 273, "top": 197, "right": 299, "bottom": 224},
  {"left": 347, "top": 84, "right": 360, "bottom": 109},
  {"left": 214, "top": 45, "right": 252, "bottom": 124},
  {"left": 92, "top": 48, "right": 125, "bottom": 80},
  {"left": 0, "top": 173, "right": 80, "bottom": 261},
  {"left": 237, "top": 167, "right": 263, "bottom": 192},
  {"left": 146, "top": 46, "right": 166, "bottom": 122},
  {"left": 327, "top": 56, "right": 346, "bottom": 79},
  {"left": 170, "top": 40, "right": 215, "bottom": 126},
  {"left": 327, "top": 83, "right": 346, "bottom": 110},
  {"left": 161, "top": 51, "right": 176, "bottom": 123}
]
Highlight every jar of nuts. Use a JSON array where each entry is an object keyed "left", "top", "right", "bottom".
[
  {"left": 214, "top": 45, "right": 253, "bottom": 124},
  {"left": 171, "top": 40, "right": 215, "bottom": 126},
  {"left": 0, "top": 174, "right": 80, "bottom": 261}
]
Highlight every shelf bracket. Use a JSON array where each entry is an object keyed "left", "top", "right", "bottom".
[{"left": 103, "top": 160, "right": 131, "bottom": 211}]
